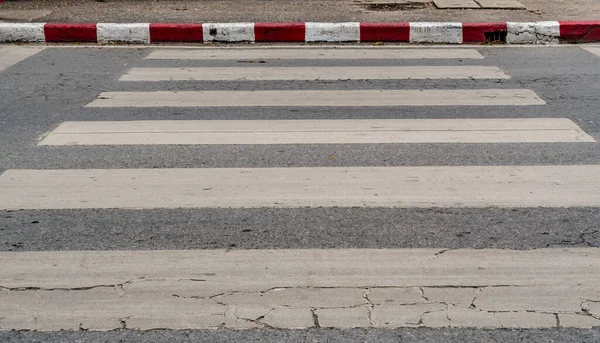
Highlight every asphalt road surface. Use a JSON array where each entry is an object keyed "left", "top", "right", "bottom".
[{"left": 1, "top": 44, "right": 600, "bottom": 342}]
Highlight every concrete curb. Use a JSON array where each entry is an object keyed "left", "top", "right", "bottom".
[{"left": 0, "top": 21, "right": 599, "bottom": 44}]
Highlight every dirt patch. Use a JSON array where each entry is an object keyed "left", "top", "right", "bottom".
[
  {"left": 360, "top": 2, "right": 434, "bottom": 11},
  {"left": 0, "top": 9, "right": 52, "bottom": 21}
]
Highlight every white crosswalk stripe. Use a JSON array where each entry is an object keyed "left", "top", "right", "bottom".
[
  {"left": 87, "top": 89, "right": 546, "bottom": 107},
  {"left": 145, "top": 48, "right": 486, "bottom": 60},
  {"left": 0, "top": 46, "right": 45, "bottom": 72},
  {"left": 119, "top": 66, "right": 510, "bottom": 81},
  {"left": 582, "top": 46, "right": 600, "bottom": 57},
  {"left": 1, "top": 248, "right": 599, "bottom": 330},
  {"left": 39, "top": 119, "right": 595, "bottom": 146},
  {"left": 1, "top": 166, "right": 600, "bottom": 210},
  {"left": 1, "top": 47, "right": 598, "bottom": 331}
]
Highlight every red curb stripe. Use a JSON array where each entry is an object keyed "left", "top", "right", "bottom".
[
  {"left": 462, "top": 22, "right": 507, "bottom": 43},
  {"left": 360, "top": 23, "right": 409, "bottom": 42},
  {"left": 44, "top": 23, "right": 97, "bottom": 43},
  {"left": 149, "top": 23, "right": 204, "bottom": 43},
  {"left": 559, "top": 21, "right": 600, "bottom": 43},
  {"left": 255, "top": 22, "right": 305, "bottom": 42},
  {"left": 4, "top": 21, "right": 600, "bottom": 44}
]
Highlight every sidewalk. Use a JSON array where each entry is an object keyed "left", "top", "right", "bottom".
[
  {"left": 1, "top": 0, "right": 600, "bottom": 23},
  {"left": 1, "top": 1, "right": 599, "bottom": 44}
]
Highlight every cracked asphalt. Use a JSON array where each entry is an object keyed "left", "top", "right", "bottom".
[
  {"left": 2, "top": 248, "right": 600, "bottom": 334},
  {"left": 1, "top": 45, "right": 600, "bottom": 341}
]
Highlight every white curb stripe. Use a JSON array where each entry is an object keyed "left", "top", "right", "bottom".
[
  {"left": 507, "top": 22, "right": 535, "bottom": 44},
  {"left": 1, "top": 165, "right": 600, "bottom": 209},
  {"left": 410, "top": 22, "right": 463, "bottom": 44},
  {"left": 38, "top": 119, "right": 595, "bottom": 146},
  {"left": 535, "top": 21, "right": 561, "bottom": 44},
  {"left": 97, "top": 23, "right": 150, "bottom": 44},
  {"left": 1, "top": 248, "right": 599, "bottom": 330},
  {"left": 0, "top": 23, "right": 45, "bottom": 43},
  {"left": 202, "top": 23, "right": 255, "bottom": 42},
  {"left": 85, "top": 89, "right": 546, "bottom": 107},
  {"left": 305, "top": 22, "right": 360, "bottom": 42},
  {"left": 507, "top": 21, "right": 560, "bottom": 44}
]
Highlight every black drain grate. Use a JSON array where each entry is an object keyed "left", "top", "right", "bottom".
[{"left": 484, "top": 31, "right": 508, "bottom": 44}]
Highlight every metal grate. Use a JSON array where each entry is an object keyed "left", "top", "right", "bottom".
[{"left": 484, "top": 31, "right": 508, "bottom": 44}]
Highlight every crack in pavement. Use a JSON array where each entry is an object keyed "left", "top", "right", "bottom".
[
  {"left": 4, "top": 281, "right": 598, "bottom": 329},
  {"left": 581, "top": 300, "right": 600, "bottom": 321},
  {"left": 579, "top": 27, "right": 600, "bottom": 43},
  {"left": 548, "top": 229, "right": 600, "bottom": 248},
  {"left": 310, "top": 308, "right": 320, "bottom": 328},
  {"left": 445, "top": 303, "right": 454, "bottom": 327},
  {"left": 362, "top": 288, "right": 375, "bottom": 326},
  {"left": 470, "top": 288, "right": 482, "bottom": 309},
  {"left": 0, "top": 279, "right": 135, "bottom": 292},
  {"left": 411, "top": 306, "right": 447, "bottom": 327},
  {"left": 430, "top": 249, "right": 450, "bottom": 260}
]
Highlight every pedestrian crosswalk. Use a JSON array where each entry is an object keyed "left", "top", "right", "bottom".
[
  {"left": 1, "top": 46, "right": 599, "bottom": 331},
  {"left": 2, "top": 165, "right": 600, "bottom": 210},
  {"left": 2, "top": 249, "right": 599, "bottom": 331},
  {"left": 144, "top": 48, "right": 486, "bottom": 60},
  {"left": 583, "top": 46, "right": 600, "bottom": 57},
  {"left": 87, "top": 89, "right": 546, "bottom": 107},
  {"left": 0, "top": 46, "right": 45, "bottom": 72},
  {"left": 38, "top": 119, "right": 594, "bottom": 146},
  {"left": 119, "top": 66, "right": 510, "bottom": 81}
]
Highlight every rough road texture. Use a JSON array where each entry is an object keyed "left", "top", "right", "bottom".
[
  {"left": 2, "top": 249, "right": 600, "bottom": 330},
  {"left": 1, "top": 44, "right": 600, "bottom": 341},
  {"left": 1, "top": 0, "right": 600, "bottom": 23},
  {"left": 1, "top": 328, "right": 600, "bottom": 343}
]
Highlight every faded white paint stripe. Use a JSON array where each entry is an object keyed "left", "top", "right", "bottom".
[
  {"left": 0, "top": 46, "right": 46, "bottom": 72},
  {"left": 0, "top": 248, "right": 599, "bottom": 330},
  {"left": 145, "top": 48, "right": 485, "bottom": 60},
  {"left": 410, "top": 22, "right": 463, "bottom": 44},
  {"left": 0, "top": 23, "right": 45, "bottom": 43},
  {"left": 97, "top": 23, "right": 150, "bottom": 43},
  {"left": 507, "top": 21, "right": 560, "bottom": 44},
  {"left": 2, "top": 165, "right": 600, "bottom": 209},
  {"left": 85, "top": 89, "right": 545, "bottom": 107},
  {"left": 119, "top": 66, "right": 510, "bottom": 81},
  {"left": 507, "top": 22, "right": 535, "bottom": 44},
  {"left": 202, "top": 23, "right": 255, "bottom": 42},
  {"left": 535, "top": 21, "right": 561, "bottom": 41},
  {"left": 305, "top": 22, "right": 360, "bottom": 42},
  {"left": 583, "top": 46, "right": 600, "bottom": 57},
  {"left": 38, "top": 119, "right": 596, "bottom": 146}
]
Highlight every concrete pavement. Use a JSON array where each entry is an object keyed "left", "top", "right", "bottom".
[{"left": 1, "top": 0, "right": 600, "bottom": 23}]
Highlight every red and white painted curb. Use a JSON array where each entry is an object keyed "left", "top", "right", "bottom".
[{"left": 0, "top": 21, "right": 599, "bottom": 44}]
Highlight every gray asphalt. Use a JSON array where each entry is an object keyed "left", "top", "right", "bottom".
[
  {"left": 1, "top": 45, "right": 600, "bottom": 341},
  {"left": 1, "top": 328, "right": 600, "bottom": 343},
  {"left": 2, "top": 208, "right": 599, "bottom": 251}
]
